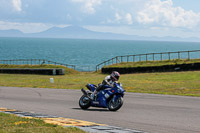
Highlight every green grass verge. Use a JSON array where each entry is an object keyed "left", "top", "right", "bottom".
[
  {"left": 0, "top": 71, "right": 200, "bottom": 97},
  {"left": 103, "top": 59, "right": 200, "bottom": 68},
  {"left": 0, "top": 112, "right": 85, "bottom": 133},
  {"left": 0, "top": 64, "right": 78, "bottom": 74}
]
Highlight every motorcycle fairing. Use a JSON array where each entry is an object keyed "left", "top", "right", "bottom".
[{"left": 90, "top": 87, "right": 119, "bottom": 108}]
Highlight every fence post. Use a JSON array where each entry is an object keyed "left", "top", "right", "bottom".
[
  {"left": 153, "top": 53, "right": 155, "bottom": 61},
  {"left": 168, "top": 52, "right": 170, "bottom": 60},
  {"left": 96, "top": 65, "right": 98, "bottom": 72},
  {"left": 146, "top": 54, "right": 148, "bottom": 61},
  {"left": 133, "top": 55, "right": 135, "bottom": 62},
  {"left": 127, "top": 56, "right": 129, "bottom": 62},
  {"left": 121, "top": 56, "right": 123, "bottom": 63},
  {"left": 116, "top": 57, "right": 118, "bottom": 64},
  {"left": 160, "top": 53, "right": 162, "bottom": 61},
  {"left": 178, "top": 52, "right": 180, "bottom": 59},
  {"left": 139, "top": 55, "right": 141, "bottom": 61},
  {"left": 188, "top": 51, "right": 190, "bottom": 60}
]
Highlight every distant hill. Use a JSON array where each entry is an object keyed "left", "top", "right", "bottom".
[
  {"left": 0, "top": 26, "right": 200, "bottom": 42},
  {"left": 27, "top": 26, "right": 141, "bottom": 40}
]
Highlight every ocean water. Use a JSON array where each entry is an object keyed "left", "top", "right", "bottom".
[{"left": 1, "top": 37, "right": 200, "bottom": 71}]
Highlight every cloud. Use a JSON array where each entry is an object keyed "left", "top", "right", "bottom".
[
  {"left": 0, "top": 0, "right": 199, "bottom": 38},
  {"left": 12, "top": 0, "right": 22, "bottom": 12},
  {"left": 108, "top": 12, "right": 133, "bottom": 25},
  {"left": 136, "top": 0, "right": 200, "bottom": 28},
  {"left": 125, "top": 13, "right": 133, "bottom": 25},
  {"left": 71, "top": 0, "right": 102, "bottom": 14},
  {"left": 115, "top": 13, "right": 122, "bottom": 23}
]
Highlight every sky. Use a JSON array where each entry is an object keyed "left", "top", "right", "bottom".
[{"left": 0, "top": 0, "right": 200, "bottom": 38}]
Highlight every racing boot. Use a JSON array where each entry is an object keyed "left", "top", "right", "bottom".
[{"left": 90, "top": 90, "right": 97, "bottom": 100}]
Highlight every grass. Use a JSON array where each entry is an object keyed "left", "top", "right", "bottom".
[
  {"left": 120, "top": 71, "right": 200, "bottom": 97},
  {"left": 0, "top": 64, "right": 78, "bottom": 74},
  {"left": 0, "top": 112, "right": 85, "bottom": 133},
  {"left": 0, "top": 71, "right": 200, "bottom": 97},
  {"left": 0, "top": 63, "right": 200, "bottom": 97},
  {"left": 103, "top": 59, "right": 200, "bottom": 68}
]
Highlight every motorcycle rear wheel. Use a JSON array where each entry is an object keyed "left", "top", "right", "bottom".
[
  {"left": 108, "top": 96, "right": 123, "bottom": 111},
  {"left": 79, "top": 95, "right": 91, "bottom": 110}
]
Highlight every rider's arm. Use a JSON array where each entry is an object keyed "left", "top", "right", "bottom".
[
  {"left": 104, "top": 75, "right": 115, "bottom": 87},
  {"left": 104, "top": 75, "right": 111, "bottom": 85}
]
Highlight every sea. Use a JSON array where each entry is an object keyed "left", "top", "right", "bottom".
[{"left": 1, "top": 37, "right": 200, "bottom": 71}]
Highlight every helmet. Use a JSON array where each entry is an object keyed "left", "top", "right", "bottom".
[{"left": 110, "top": 71, "right": 120, "bottom": 81}]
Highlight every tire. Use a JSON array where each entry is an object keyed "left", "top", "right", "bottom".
[
  {"left": 79, "top": 95, "right": 91, "bottom": 110},
  {"left": 108, "top": 96, "right": 123, "bottom": 111}
]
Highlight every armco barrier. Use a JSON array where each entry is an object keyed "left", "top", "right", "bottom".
[
  {"left": 101, "top": 63, "right": 200, "bottom": 74},
  {"left": 0, "top": 68, "right": 65, "bottom": 75}
]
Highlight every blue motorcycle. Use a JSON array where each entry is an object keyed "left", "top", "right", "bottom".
[{"left": 79, "top": 82, "right": 125, "bottom": 111}]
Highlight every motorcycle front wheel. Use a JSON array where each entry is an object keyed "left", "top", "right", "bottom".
[
  {"left": 108, "top": 96, "right": 123, "bottom": 111},
  {"left": 79, "top": 95, "right": 91, "bottom": 110}
]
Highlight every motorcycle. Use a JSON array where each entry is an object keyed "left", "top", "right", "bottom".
[{"left": 79, "top": 82, "right": 125, "bottom": 111}]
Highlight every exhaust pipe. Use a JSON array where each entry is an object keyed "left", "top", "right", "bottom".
[{"left": 81, "top": 88, "right": 87, "bottom": 95}]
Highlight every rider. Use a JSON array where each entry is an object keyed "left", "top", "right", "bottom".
[{"left": 91, "top": 71, "right": 120, "bottom": 100}]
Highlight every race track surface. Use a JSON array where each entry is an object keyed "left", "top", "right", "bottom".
[{"left": 0, "top": 86, "right": 200, "bottom": 133}]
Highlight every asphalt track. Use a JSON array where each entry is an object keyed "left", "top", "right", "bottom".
[{"left": 0, "top": 86, "right": 200, "bottom": 133}]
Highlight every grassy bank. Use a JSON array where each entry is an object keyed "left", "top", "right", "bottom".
[
  {"left": 103, "top": 59, "right": 200, "bottom": 68},
  {"left": 0, "top": 64, "right": 78, "bottom": 74},
  {"left": 0, "top": 112, "right": 85, "bottom": 133},
  {"left": 0, "top": 71, "right": 200, "bottom": 97}
]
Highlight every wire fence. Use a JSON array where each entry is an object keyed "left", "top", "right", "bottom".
[
  {"left": 0, "top": 59, "right": 76, "bottom": 70},
  {"left": 96, "top": 50, "right": 200, "bottom": 71},
  {"left": 1, "top": 50, "right": 200, "bottom": 72}
]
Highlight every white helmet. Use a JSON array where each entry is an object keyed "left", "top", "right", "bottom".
[{"left": 110, "top": 71, "right": 120, "bottom": 81}]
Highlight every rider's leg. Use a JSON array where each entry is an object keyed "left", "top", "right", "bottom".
[
  {"left": 91, "top": 84, "right": 103, "bottom": 100},
  {"left": 90, "top": 90, "right": 96, "bottom": 100}
]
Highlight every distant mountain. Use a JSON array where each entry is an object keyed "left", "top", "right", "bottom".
[
  {"left": 0, "top": 26, "right": 200, "bottom": 42},
  {"left": 27, "top": 25, "right": 141, "bottom": 40}
]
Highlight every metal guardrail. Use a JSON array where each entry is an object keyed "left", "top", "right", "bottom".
[
  {"left": 0, "top": 59, "right": 76, "bottom": 70},
  {"left": 1, "top": 50, "right": 200, "bottom": 72},
  {"left": 96, "top": 50, "right": 200, "bottom": 71}
]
